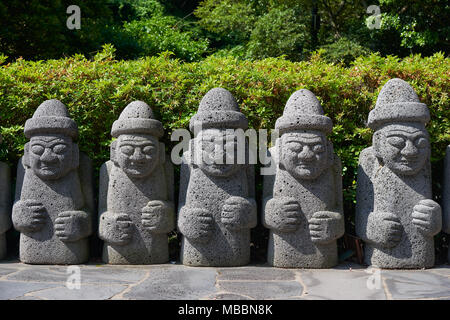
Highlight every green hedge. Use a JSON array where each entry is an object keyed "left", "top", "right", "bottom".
[{"left": 1, "top": 46, "right": 449, "bottom": 261}]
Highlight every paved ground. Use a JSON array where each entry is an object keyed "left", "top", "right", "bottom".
[{"left": 1, "top": 259, "right": 450, "bottom": 300}]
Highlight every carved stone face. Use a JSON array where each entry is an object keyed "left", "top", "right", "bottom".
[
  {"left": 116, "top": 134, "right": 159, "bottom": 178},
  {"left": 280, "top": 131, "right": 329, "bottom": 180},
  {"left": 28, "top": 134, "right": 75, "bottom": 180},
  {"left": 374, "top": 122, "right": 429, "bottom": 176},
  {"left": 194, "top": 129, "right": 243, "bottom": 177}
]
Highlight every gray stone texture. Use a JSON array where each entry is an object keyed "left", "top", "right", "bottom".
[
  {"left": 218, "top": 280, "right": 303, "bottom": 300},
  {"left": 32, "top": 284, "right": 128, "bottom": 300},
  {"left": 356, "top": 78, "right": 441, "bottom": 269},
  {"left": 12, "top": 99, "right": 94, "bottom": 264},
  {"left": 99, "top": 101, "right": 174, "bottom": 264},
  {"left": 2, "top": 261, "right": 450, "bottom": 300},
  {"left": 443, "top": 145, "right": 450, "bottom": 262},
  {"left": 178, "top": 88, "right": 257, "bottom": 267},
  {"left": 263, "top": 89, "right": 344, "bottom": 268},
  {"left": 382, "top": 270, "right": 450, "bottom": 299},
  {"left": 0, "top": 133, "right": 11, "bottom": 260},
  {"left": 217, "top": 266, "right": 296, "bottom": 281},
  {"left": 121, "top": 265, "right": 218, "bottom": 300},
  {"left": 0, "top": 280, "right": 58, "bottom": 300},
  {"left": 300, "top": 268, "right": 386, "bottom": 300},
  {"left": 208, "top": 293, "right": 252, "bottom": 300}
]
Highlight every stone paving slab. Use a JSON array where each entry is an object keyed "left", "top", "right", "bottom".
[
  {"left": 6, "top": 265, "right": 147, "bottom": 285},
  {"left": 120, "top": 265, "right": 218, "bottom": 300},
  {"left": 28, "top": 284, "right": 129, "bottom": 300},
  {"left": 382, "top": 270, "right": 450, "bottom": 300},
  {"left": 0, "top": 281, "right": 58, "bottom": 300},
  {"left": 218, "top": 280, "right": 303, "bottom": 300},
  {"left": 1, "top": 260, "right": 450, "bottom": 300},
  {"left": 217, "top": 267, "right": 296, "bottom": 281},
  {"left": 300, "top": 268, "right": 386, "bottom": 300}
]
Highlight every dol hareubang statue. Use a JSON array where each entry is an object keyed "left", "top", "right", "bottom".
[
  {"left": 263, "top": 89, "right": 344, "bottom": 268},
  {"left": 98, "top": 101, "right": 174, "bottom": 264},
  {"left": 356, "top": 78, "right": 441, "bottom": 269},
  {"left": 12, "top": 100, "right": 94, "bottom": 264},
  {"left": 443, "top": 146, "right": 450, "bottom": 262},
  {"left": 0, "top": 133, "right": 11, "bottom": 260},
  {"left": 178, "top": 88, "right": 257, "bottom": 267}
]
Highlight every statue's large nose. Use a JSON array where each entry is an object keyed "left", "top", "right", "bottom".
[
  {"left": 212, "top": 143, "right": 227, "bottom": 164},
  {"left": 401, "top": 140, "right": 419, "bottom": 158},
  {"left": 298, "top": 146, "right": 315, "bottom": 162},
  {"left": 130, "top": 148, "right": 146, "bottom": 162},
  {"left": 40, "top": 148, "right": 58, "bottom": 163}
]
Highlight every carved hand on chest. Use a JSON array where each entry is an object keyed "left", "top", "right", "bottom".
[
  {"left": 141, "top": 200, "right": 175, "bottom": 234},
  {"left": 12, "top": 199, "right": 47, "bottom": 233},
  {"left": 412, "top": 199, "right": 442, "bottom": 236},
  {"left": 221, "top": 196, "right": 257, "bottom": 231}
]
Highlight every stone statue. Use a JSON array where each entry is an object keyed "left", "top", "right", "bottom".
[
  {"left": 12, "top": 99, "right": 94, "bottom": 264},
  {"left": 443, "top": 145, "right": 450, "bottom": 262},
  {"left": 356, "top": 78, "right": 441, "bottom": 269},
  {"left": 263, "top": 89, "right": 344, "bottom": 268},
  {"left": 178, "top": 88, "right": 257, "bottom": 267},
  {"left": 99, "top": 101, "right": 174, "bottom": 264},
  {"left": 0, "top": 133, "right": 11, "bottom": 260}
]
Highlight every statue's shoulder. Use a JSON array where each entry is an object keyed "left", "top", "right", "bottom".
[
  {"left": 358, "top": 147, "right": 377, "bottom": 175},
  {"left": 181, "top": 150, "right": 193, "bottom": 169},
  {"left": 100, "top": 160, "right": 114, "bottom": 175},
  {"left": 359, "top": 147, "right": 375, "bottom": 162},
  {"left": 267, "top": 146, "right": 278, "bottom": 166},
  {"left": 18, "top": 156, "right": 26, "bottom": 169}
]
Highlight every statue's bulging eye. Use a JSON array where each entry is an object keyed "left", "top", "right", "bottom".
[
  {"left": 415, "top": 137, "right": 428, "bottom": 148},
  {"left": 387, "top": 136, "right": 405, "bottom": 149},
  {"left": 120, "top": 145, "right": 134, "bottom": 156},
  {"left": 142, "top": 146, "right": 155, "bottom": 155},
  {"left": 31, "top": 145, "right": 45, "bottom": 156},
  {"left": 53, "top": 144, "right": 67, "bottom": 155},
  {"left": 200, "top": 141, "right": 214, "bottom": 152},
  {"left": 287, "top": 142, "right": 303, "bottom": 153},
  {"left": 313, "top": 144, "right": 325, "bottom": 153}
]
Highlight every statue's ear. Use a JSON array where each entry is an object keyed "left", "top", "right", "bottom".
[
  {"left": 110, "top": 140, "right": 117, "bottom": 164},
  {"left": 372, "top": 131, "right": 383, "bottom": 161},
  {"left": 276, "top": 138, "right": 285, "bottom": 170},
  {"left": 188, "top": 138, "right": 197, "bottom": 167},
  {"left": 23, "top": 142, "right": 30, "bottom": 168},
  {"left": 72, "top": 143, "right": 80, "bottom": 169},
  {"left": 326, "top": 139, "right": 334, "bottom": 167},
  {"left": 159, "top": 142, "right": 165, "bottom": 164}
]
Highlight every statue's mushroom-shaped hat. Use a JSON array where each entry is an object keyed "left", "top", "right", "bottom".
[
  {"left": 368, "top": 78, "right": 429, "bottom": 130},
  {"left": 189, "top": 88, "right": 248, "bottom": 133},
  {"left": 111, "top": 101, "right": 164, "bottom": 138},
  {"left": 275, "top": 89, "right": 333, "bottom": 135},
  {"left": 24, "top": 99, "right": 78, "bottom": 140}
]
